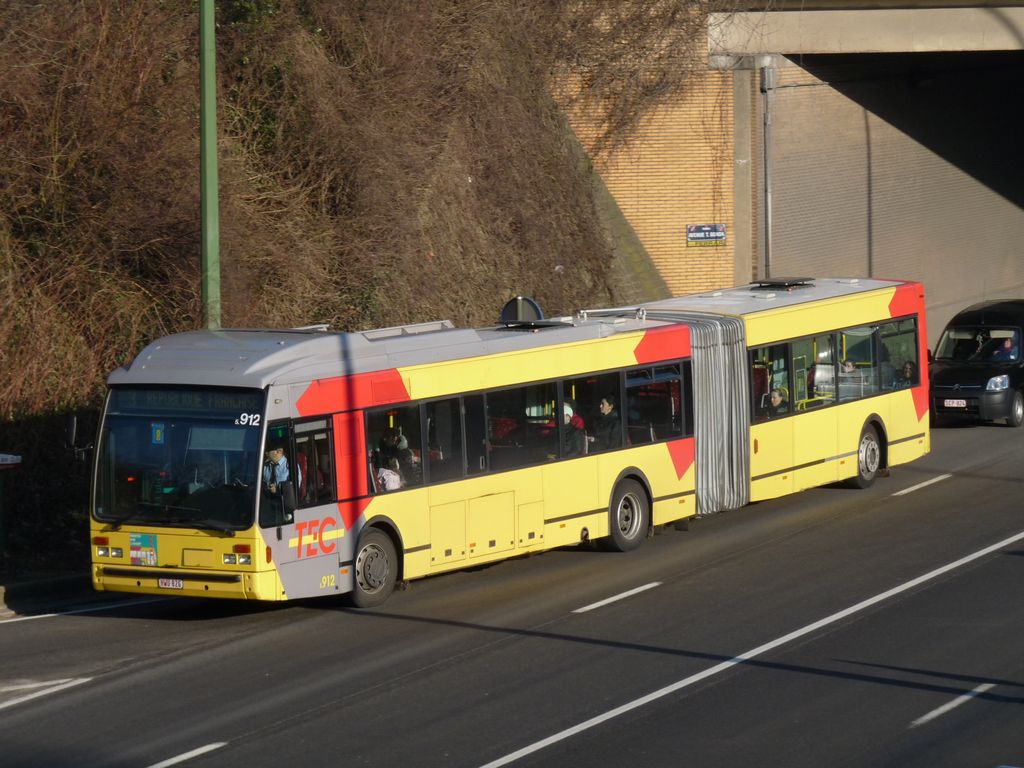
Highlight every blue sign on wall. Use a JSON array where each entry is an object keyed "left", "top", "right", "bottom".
[{"left": 686, "top": 224, "right": 726, "bottom": 247}]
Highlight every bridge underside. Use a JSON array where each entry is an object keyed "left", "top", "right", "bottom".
[{"left": 710, "top": 7, "right": 1024, "bottom": 56}]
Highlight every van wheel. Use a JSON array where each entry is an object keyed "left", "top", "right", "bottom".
[
  {"left": 605, "top": 480, "right": 648, "bottom": 552},
  {"left": 849, "top": 424, "right": 881, "bottom": 489},
  {"left": 351, "top": 529, "right": 397, "bottom": 608},
  {"left": 1006, "top": 391, "right": 1024, "bottom": 427}
]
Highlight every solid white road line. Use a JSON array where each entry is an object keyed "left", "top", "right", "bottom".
[
  {"left": 892, "top": 473, "right": 952, "bottom": 496},
  {"left": 479, "top": 528, "right": 1024, "bottom": 768},
  {"left": 144, "top": 743, "right": 228, "bottom": 768},
  {"left": 573, "top": 582, "right": 662, "bottom": 614},
  {"left": 0, "top": 596, "right": 173, "bottom": 624},
  {"left": 0, "top": 677, "right": 92, "bottom": 711},
  {"left": 909, "top": 683, "right": 996, "bottom": 729}
]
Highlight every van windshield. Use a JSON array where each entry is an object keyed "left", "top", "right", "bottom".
[{"left": 934, "top": 326, "right": 1020, "bottom": 362}]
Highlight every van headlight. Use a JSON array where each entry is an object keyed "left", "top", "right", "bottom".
[{"left": 986, "top": 375, "right": 1010, "bottom": 391}]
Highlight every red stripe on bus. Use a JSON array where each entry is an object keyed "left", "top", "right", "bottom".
[
  {"left": 338, "top": 497, "right": 373, "bottom": 531},
  {"left": 911, "top": 384, "right": 929, "bottom": 423},
  {"left": 887, "top": 282, "right": 922, "bottom": 319},
  {"left": 296, "top": 369, "right": 410, "bottom": 416},
  {"left": 667, "top": 438, "right": 695, "bottom": 481},
  {"left": 633, "top": 325, "right": 691, "bottom": 365},
  {"left": 888, "top": 283, "right": 930, "bottom": 422}
]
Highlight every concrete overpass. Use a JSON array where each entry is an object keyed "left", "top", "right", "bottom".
[
  {"left": 711, "top": 4, "right": 1024, "bottom": 57},
  {"left": 704, "top": 2, "right": 1024, "bottom": 341}
]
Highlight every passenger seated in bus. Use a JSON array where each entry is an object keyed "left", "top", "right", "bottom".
[
  {"left": 376, "top": 458, "right": 402, "bottom": 492},
  {"left": 594, "top": 394, "right": 622, "bottom": 451},
  {"left": 562, "top": 403, "right": 585, "bottom": 457},
  {"left": 379, "top": 428, "right": 420, "bottom": 483},
  {"left": 768, "top": 387, "right": 789, "bottom": 417},
  {"left": 892, "top": 360, "right": 916, "bottom": 389}
]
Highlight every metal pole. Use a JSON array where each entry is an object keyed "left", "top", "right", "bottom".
[
  {"left": 760, "top": 63, "right": 775, "bottom": 280},
  {"left": 199, "top": 0, "right": 221, "bottom": 329}
]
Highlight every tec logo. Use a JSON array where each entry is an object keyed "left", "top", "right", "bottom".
[{"left": 289, "top": 516, "right": 343, "bottom": 558}]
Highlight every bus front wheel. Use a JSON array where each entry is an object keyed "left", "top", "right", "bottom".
[
  {"left": 605, "top": 480, "right": 649, "bottom": 552},
  {"left": 352, "top": 528, "right": 397, "bottom": 608},
  {"left": 849, "top": 424, "right": 881, "bottom": 489}
]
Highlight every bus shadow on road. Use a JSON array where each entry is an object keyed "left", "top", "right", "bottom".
[{"left": 338, "top": 606, "right": 1024, "bottom": 706}]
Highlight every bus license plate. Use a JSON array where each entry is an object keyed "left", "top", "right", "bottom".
[
  {"left": 158, "top": 578, "right": 184, "bottom": 590},
  {"left": 944, "top": 398, "right": 967, "bottom": 408}
]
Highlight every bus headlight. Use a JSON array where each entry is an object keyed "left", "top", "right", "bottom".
[
  {"left": 223, "top": 554, "right": 237, "bottom": 565},
  {"left": 987, "top": 375, "right": 1009, "bottom": 391},
  {"left": 238, "top": 554, "right": 252, "bottom": 565},
  {"left": 110, "top": 547, "right": 124, "bottom": 558},
  {"left": 96, "top": 546, "right": 109, "bottom": 557}
]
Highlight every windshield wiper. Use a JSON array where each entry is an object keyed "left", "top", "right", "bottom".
[
  {"left": 106, "top": 508, "right": 146, "bottom": 531},
  {"left": 105, "top": 503, "right": 237, "bottom": 535},
  {"left": 106, "top": 502, "right": 197, "bottom": 530},
  {"left": 190, "top": 519, "right": 237, "bottom": 536}
]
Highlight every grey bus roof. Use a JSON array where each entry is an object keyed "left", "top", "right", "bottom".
[
  {"left": 611, "top": 276, "right": 903, "bottom": 317},
  {"left": 107, "top": 315, "right": 663, "bottom": 389},
  {"left": 108, "top": 277, "right": 905, "bottom": 390}
]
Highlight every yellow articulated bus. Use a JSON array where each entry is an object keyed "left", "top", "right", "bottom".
[{"left": 89, "top": 277, "right": 929, "bottom": 606}]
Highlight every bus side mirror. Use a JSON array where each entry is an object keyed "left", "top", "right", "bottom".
[
  {"left": 66, "top": 413, "right": 93, "bottom": 460},
  {"left": 66, "top": 414, "right": 78, "bottom": 449}
]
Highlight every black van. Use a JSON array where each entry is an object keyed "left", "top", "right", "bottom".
[{"left": 930, "top": 300, "right": 1024, "bottom": 427}]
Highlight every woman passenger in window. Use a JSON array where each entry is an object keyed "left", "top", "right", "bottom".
[
  {"left": 594, "top": 394, "right": 622, "bottom": 451},
  {"left": 893, "top": 361, "right": 917, "bottom": 389},
  {"left": 769, "top": 387, "right": 789, "bottom": 417}
]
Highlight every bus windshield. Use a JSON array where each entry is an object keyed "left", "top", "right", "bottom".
[{"left": 95, "top": 387, "right": 265, "bottom": 532}]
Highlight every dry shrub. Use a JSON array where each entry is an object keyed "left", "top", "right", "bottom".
[{"left": 1, "top": 0, "right": 725, "bottom": 419}]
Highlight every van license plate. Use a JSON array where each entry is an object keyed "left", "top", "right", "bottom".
[
  {"left": 944, "top": 399, "right": 966, "bottom": 408},
  {"left": 158, "top": 578, "right": 184, "bottom": 589}
]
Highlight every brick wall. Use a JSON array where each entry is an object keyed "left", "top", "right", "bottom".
[{"left": 569, "top": 71, "right": 738, "bottom": 296}]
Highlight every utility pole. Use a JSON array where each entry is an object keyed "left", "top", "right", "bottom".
[{"left": 199, "top": 0, "right": 221, "bottom": 329}]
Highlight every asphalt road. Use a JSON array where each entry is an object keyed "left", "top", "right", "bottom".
[{"left": 2, "top": 423, "right": 1022, "bottom": 768}]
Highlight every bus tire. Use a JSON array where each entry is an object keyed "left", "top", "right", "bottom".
[
  {"left": 351, "top": 528, "right": 397, "bottom": 608},
  {"left": 1006, "top": 390, "right": 1024, "bottom": 427},
  {"left": 606, "top": 479, "right": 648, "bottom": 552},
  {"left": 849, "top": 424, "right": 881, "bottom": 489}
]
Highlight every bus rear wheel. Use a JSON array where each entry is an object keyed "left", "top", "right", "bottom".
[
  {"left": 849, "top": 424, "right": 881, "bottom": 489},
  {"left": 352, "top": 528, "right": 397, "bottom": 608},
  {"left": 605, "top": 479, "right": 649, "bottom": 552}
]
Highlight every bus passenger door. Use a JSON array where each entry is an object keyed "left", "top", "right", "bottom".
[
  {"left": 261, "top": 418, "right": 348, "bottom": 600},
  {"left": 749, "top": 419, "right": 793, "bottom": 502},
  {"left": 749, "top": 344, "right": 793, "bottom": 502},
  {"left": 791, "top": 334, "right": 839, "bottom": 491}
]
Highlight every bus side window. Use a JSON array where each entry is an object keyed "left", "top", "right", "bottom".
[
  {"left": 464, "top": 395, "right": 487, "bottom": 475},
  {"left": 294, "top": 420, "right": 334, "bottom": 506},
  {"left": 425, "top": 397, "right": 463, "bottom": 483},
  {"left": 751, "top": 344, "right": 790, "bottom": 422},
  {"left": 366, "top": 405, "right": 423, "bottom": 492},
  {"left": 793, "top": 334, "right": 834, "bottom": 410},
  {"left": 564, "top": 371, "right": 620, "bottom": 454}
]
